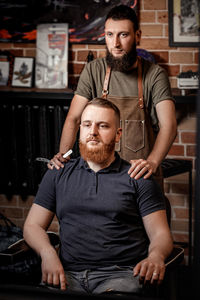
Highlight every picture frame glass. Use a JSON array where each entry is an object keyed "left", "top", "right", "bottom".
[
  {"left": 0, "top": 61, "right": 9, "bottom": 86},
  {"left": 12, "top": 57, "right": 34, "bottom": 87}
]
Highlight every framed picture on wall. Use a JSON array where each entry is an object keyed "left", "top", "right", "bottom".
[
  {"left": 12, "top": 57, "right": 34, "bottom": 88},
  {"left": 0, "top": 50, "right": 15, "bottom": 86},
  {"left": 168, "top": 0, "right": 200, "bottom": 47},
  {"left": 0, "top": 61, "right": 9, "bottom": 86}
]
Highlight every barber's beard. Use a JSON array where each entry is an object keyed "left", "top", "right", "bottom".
[
  {"left": 106, "top": 43, "right": 137, "bottom": 72},
  {"left": 79, "top": 138, "right": 116, "bottom": 165}
]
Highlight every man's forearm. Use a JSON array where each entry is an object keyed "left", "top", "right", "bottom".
[
  {"left": 24, "top": 223, "right": 66, "bottom": 290},
  {"left": 148, "top": 99, "right": 177, "bottom": 171},
  {"left": 59, "top": 94, "right": 89, "bottom": 154},
  {"left": 147, "top": 124, "right": 177, "bottom": 172},
  {"left": 59, "top": 116, "right": 80, "bottom": 154},
  {"left": 148, "top": 233, "right": 173, "bottom": 262},
  {"left": 23, "top": 224, "right": 55, "bottom": 256}
]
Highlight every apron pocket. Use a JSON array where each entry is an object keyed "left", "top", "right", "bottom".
[{"left": 125, "top": 120, "right": 145, "bottom": 152}]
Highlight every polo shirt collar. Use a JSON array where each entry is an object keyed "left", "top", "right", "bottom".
[{"left": 76, "top": 152, "right": 122, "bottom": 173}]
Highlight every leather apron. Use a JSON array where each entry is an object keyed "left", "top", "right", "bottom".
[{"left": 102, "top": 57, "right": 163, "bottom": 187}]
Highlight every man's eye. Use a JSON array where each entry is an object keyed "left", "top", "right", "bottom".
[
  {"left": 121, "top": 33, "right": 128, "bottom": 38},
  {"left": 100, "top": 124, "right": 108, "bottom": 128},
  {"left": 106, "top": 32, "right": 112, "bottom": 37}
]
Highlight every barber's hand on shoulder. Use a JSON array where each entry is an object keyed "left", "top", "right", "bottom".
[
  {"left": 40, "top": 246, "right": 67, "bottom": 290},
  {"left": 47, "top": 152, "right": 70, "bottom": 170},
  {"left": 128, "top": 159, "right": 157, "bottom": 180},
  {"left": 133, "top": 254, "right": 165, "bottom": 285}
]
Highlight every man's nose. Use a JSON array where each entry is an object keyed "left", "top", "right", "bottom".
[
  {"left": 90, "top": 123, "right": 98, "bottom": 135},
  {"left": 113, "top": 35, "right": 120, "bottom": 48}
]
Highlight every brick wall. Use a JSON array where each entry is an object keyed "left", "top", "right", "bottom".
[{"left": 0, "top": 0, "right": 198, "bottom": 263}]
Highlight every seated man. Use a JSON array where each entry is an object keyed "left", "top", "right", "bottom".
[{"left": 23, "top": 98, "right": 173, "bottom": 295}]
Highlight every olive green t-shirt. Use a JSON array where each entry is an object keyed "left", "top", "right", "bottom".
[{"left": 75, "top": 57, "right": 174, "bottom": 129}]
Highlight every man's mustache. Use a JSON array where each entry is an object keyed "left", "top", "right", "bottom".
[
  {"left": 86, "top": 136, "right": 101, "bottom": 143},
  {"left": 112, "top": 48, "right": 125, "bottom": 53}
]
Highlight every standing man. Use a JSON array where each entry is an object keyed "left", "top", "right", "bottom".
[
  {"left": 24, "top": 98, "right": 173, "bottom": 294},
  {"left": 50, "top": 5, "right": 177, "bottom": 184}
]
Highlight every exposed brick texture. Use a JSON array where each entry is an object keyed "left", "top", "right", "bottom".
[
  {"left": 143, "top": 0, "right": 166, "bottom": 10},
  {"left": 182, "top": 65, "right": 198, "bottom": 73},
  {"left": 157, "top": 12, "right": 168, "bottom": 24},
  {"left": 139, "top": 38, "right": 170, "bottom": 50},
  {"left": 181, "top": 132, "right": 196, "bottom": 144},
  {"left": 186, "top": 145, "right": 196, "bottom": 157},
  {"left": 168, "top": 145, "right": 185, "bottom": 156},
  {"left": 140, "top": 11, "right": 155, "bottom": 23},
  {"left": 140, "top": 25, "right": 163, "bottom": 36},
  {"left": 170, "top": 52, "right": 194, "bottom": 64},
  {"left": 77, "top": 50, "right": 97, "bottom": 62},
  {"left": 151, "top": 51, "right": 169, "bottom": 63}
]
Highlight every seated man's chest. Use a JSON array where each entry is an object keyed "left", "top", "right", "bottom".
[{"left": 55, "top": 171, "right": 139, "bottom": 222}]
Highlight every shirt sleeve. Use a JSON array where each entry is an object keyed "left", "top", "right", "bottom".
[
  {"left": 134, "top": 176, "right": 166, "bottom": 217},
  {"left": 34, "top": 169, "right": 57, "bottom": 213},
  {"left": 143, "top": 61, "right": 175, "bottom": 129},
  {"left": 150, "top": 64, "right": 175, "bottom": 106}
]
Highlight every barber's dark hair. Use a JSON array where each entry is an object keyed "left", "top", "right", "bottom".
[
  {"left": 85, "top": 98, "right": 120, "bottom": 125},
  {"left": 105, "top": 5, "right": 139, "bottom": 32}
]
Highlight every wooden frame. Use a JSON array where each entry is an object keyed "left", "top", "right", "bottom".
[
  {"left": 12, "top": 57, "right": 34, "bottom": 88},
  {"left": 168, "top": 0, "right": 200, "bottom": 47}
]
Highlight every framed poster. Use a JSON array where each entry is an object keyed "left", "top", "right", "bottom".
[
  {"left": 35, "top": 23, "right": 68, "bottom": 89},
  {"left": 0, "top": 61, "right": 9, "bottom": 86},
  {"left": 0, "top": 0, "right": 138, "bottom": 44},
  {"left": 12, "top": 57, "right": 34, "bottom": 87},
  {"left": 169, "top": 0, "right": 200, "bottom": 47}
]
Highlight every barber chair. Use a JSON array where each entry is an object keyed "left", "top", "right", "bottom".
[{"left": 0, "top": 231, "right": 60, "bottom": 286}]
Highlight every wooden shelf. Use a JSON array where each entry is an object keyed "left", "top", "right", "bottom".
[
  {"left": 0, "top": 86, "right": 74, "bottom": 104},
  {"left": 172, "top": 88, "right": 197, "bottom": 104},
  {"left": 0, "top": 86, "right": 197, "bottom": 104}
]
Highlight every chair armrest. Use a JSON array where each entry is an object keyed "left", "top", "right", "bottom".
[
  {"left": 0, "top": 231, "right": 60, "bottom": 265},
  {"left": 165, "top": 246, "right": 184, "bottom": 269}
]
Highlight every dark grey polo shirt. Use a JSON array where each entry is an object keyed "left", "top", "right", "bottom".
[{"left": 34, "top": 153, "right": 165, "bottom": 271}]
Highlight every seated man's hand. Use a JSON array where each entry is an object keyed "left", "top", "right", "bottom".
[
  {"left": 128, "top": 159, "right": 157, "bottom": 180},
  {"left": 47, "top": 152, "right": 70, "bottom": 170},
  {"left": 133, "top": 255, "right": 165, "bottom": 285},
  {"left": 40, "top": 246, "right": 67, "bottom": 290}
]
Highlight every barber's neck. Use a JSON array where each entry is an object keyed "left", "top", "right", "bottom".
[{"left": 86, "top": 152, "right": 116, "bottom": 173}]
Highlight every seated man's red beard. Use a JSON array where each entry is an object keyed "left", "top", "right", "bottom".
[{"left": 79, "top": 139, "right": 116, "bottom": 165}]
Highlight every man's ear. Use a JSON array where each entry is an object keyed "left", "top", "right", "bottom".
[
  {"left": 115, "top": 128, "right": 122, "bottom": 143},
  {"left": 135, "top": 29, "right": 141, "bottom": 46}
]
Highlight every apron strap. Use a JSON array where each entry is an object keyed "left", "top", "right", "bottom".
[
  {"left": 102, "top": 66, "right": 111, "bottom": 99},
  {"left": 137, "top": 56, "right": 144, "bottom": 109},
  {"left": 102, "top": 57, "right": 144, "bottom": 109}
]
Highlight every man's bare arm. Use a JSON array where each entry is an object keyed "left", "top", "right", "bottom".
[
  {"left": 23, "top": 204, "right": 67, "bottom": 290},
  {"left": 128, "top": 100, "right": 177, "bottom": 179},
  {"left": 133, "top": 209, "right": 173, "bottom": 285},
  {"left": 48, "top": 94, "right": 89, "bottom": 169}
]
